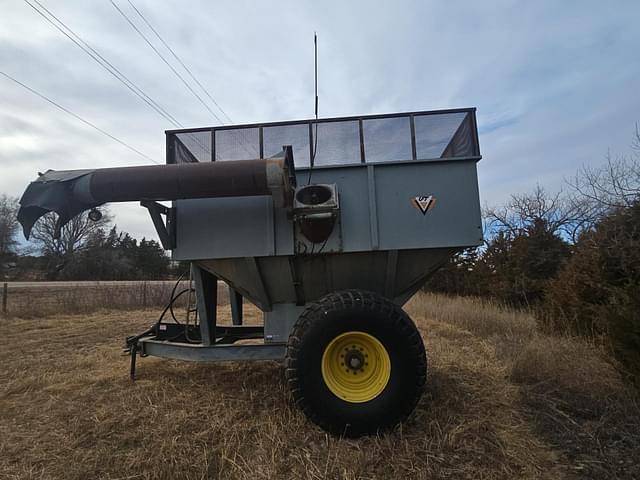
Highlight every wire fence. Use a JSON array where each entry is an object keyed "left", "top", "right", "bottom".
[{"left": 1, "top": 281, "right": 229, "bottom": 319}]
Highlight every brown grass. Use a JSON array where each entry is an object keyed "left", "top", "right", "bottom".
[
  {"left": 511, "top": 336, "right": 624, "bottom": 415},
  {"left": 1, "top": 293, "right": 639, "bottom": 479},
  {"left": 408, "top": 292, "right": 538, "bottom": 340}
]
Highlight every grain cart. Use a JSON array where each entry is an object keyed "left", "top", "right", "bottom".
[{"left": 18, "top": 108, "right": 482, "bottom": 436}]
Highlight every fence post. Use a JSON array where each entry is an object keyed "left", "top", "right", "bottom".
[
  {"left": 2, "top": 283, "right": 7, "bottom": 317},
  {"left": 142, "top": 282, "right": 147, "bottom": 308}
]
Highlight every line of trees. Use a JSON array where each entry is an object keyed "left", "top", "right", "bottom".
[
  {"left": 0, "top": 194, "right": 19, "bottom": 263},
  {"left": 0, "top": 203, "right": 173, "bottom": 281},
  {"left": 425, "top": 128, "right": 640, "bottom": 381}
]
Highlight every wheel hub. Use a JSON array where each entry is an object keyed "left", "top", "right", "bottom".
[
  {"left": 345, "top": 350, "right": 365, "bottom": 371},
  {"left": 321, "top": 331, "right": 391, "bottom": 403}
]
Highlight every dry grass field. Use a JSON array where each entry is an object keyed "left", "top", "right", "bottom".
[{"left": 1, "top": 291, "right": 639, "bottom": 479}]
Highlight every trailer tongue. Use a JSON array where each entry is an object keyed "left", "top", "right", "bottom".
[{"left": 17, "top": 108, "right": 482, "bottom": 437}]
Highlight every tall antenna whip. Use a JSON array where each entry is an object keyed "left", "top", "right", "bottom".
[
  {"left": 307, "top": 32, "right": 318, "bottom": 185},
  {"left": 315, "top": 32, "right": 318, "bottom": 119}
]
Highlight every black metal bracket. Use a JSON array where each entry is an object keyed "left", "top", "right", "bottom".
[
  {"left": 283, "top": 145, "right": 297, "bottom": 189},
  {"left": 130, "top": 343, "right": 138, "bottom": 381},
  {"left": 229, "top": 286, "right": 244, "bottom": 326},
  {"left": 288, "top": 256, "right": 305, "bottom": 306},
  {"left": 149, "top": 322, "right": 263, "bottom": 345},
  {"left": 140, "top": 200, "right": 176, "bottom": 250},
  {"left": 125, "top": 325, "right": 156, "bottom": 381}
]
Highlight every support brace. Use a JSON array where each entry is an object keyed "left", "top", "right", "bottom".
[
  {"left": 140, "top": 200, "right": 176, "bottom": 250},
  {"left": 192, "top": 266, "right": 217, "bottom": 346},
  {"left": 229, "top": 287, "right": 243, "bottom": 326}
]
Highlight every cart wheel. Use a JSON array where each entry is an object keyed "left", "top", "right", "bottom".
[{"left": 285, "top": 290, "right": 427, "bottom": 437}]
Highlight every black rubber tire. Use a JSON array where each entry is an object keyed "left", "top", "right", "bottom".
[{"left": 285, "top": 290, "right": 427, "bottom": 437}]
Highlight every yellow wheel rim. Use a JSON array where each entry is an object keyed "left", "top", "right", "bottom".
[{"left": 321, "top": 331, "right": 391, "bottom": 403}]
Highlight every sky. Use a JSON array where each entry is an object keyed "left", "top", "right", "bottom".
[{"left": 1, "top": 0, "right": 639, "bottom": 245}]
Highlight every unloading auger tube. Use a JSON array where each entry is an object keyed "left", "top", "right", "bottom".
[{"left": 17, "top": 147, "right": 295, "bottom": 239}]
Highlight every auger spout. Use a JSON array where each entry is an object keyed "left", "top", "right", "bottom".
[{"left": 17, "top": 148, "right": 295, "bottom": 239}]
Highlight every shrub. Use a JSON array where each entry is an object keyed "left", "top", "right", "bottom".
[{"left": 544, "top": 203, "right": 640, "bottom": 382}]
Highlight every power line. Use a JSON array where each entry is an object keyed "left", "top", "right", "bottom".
[
  {"left": 1, "top": 70, "right": 159, "bottom": 164},
  {"left": 24, "top": 0, "right": 183, "bottom": 129},
  {"left": 111, "top": 1, "right": 258, "bottom": 158},
  {"left": 125, "top": 0, "right": 233, "bottom": 124},
  {"left": 25, "top": 0, "right": 248, "bottom": 161},
  {"left": 110, "top": 0, "right": 225, "bottom": 125},
  {"left": 24, "top": 0, "right": 213, "bottom": 159}
]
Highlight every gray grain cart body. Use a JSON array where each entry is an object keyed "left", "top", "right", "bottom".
[
  {"left": 169, "top": 108, "right": 482, "bottom": 352},
  {"left": 18, "top": 107, "right": 482, "bottom": 436}
]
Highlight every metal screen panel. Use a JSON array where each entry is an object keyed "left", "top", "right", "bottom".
[
  {"left": 263, "top": 123, "right": 311, "bottom": 167},
  {"left": 175, "top": 131, "right": 211, "bottom": 163},
  {"left": 440, "top": 113, "right": 476, "bottom": 158},
  {"left": 167, "top": 108, "right": 478, "bottom": 166},
  {"left": 311, "top": 120, "right": 361, "bottom": 166},
  {"left": 414, "top": 112, "right": 469, "bottom": 159},
  {"left": 215, "top": 128, "right": 260, "bottom": 161},
  {"left": 171, "top": 137, "right": 196, "bottom": 163},
  {"left": 363, "top": 116, "right": 412, "bottom": 163}
]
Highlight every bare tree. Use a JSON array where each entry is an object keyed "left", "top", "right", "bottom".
[
  {"left": 30, "top": 209, "right": 112, "bottom": 266},
  {"left": 0, "top": 194, "right": 20, "bottom": 257},
  {"left": 484, "top": 185, "right": 594, "bottom": 243},
  {"left": 570, "top": 125, "right": 640, "bottom": 211}
]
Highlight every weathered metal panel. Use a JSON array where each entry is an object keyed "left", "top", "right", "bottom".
[
  {"left": 274, "top": 205, "right": 295, "bottom": 255},
  {"left": 257, "top": 257, "right": 299, "bottom": 304},
  {"left": 198, "top": 248, "right": 459, "bottom": 308},
  {"left": 293, "top": 160, "right": 482, "bottom": 253},
  {"left": 140, "top": 340, "right": 286, "bottom": 362},
  {"left": 174, "top": 196, "right": 278, "bottom": 260},
  {"left": 264, "top": 304, "right": 305, "bottom": 343},
  {"left": 174, "top": 159, "right": 480, "bottom": 263},
  {"left": 374, "top": 160, "right": 483, "bottom": 250},
  {"left": 294, "top": 167, "right": 374, "bottom": 252},
  {"left": 195, "top": 258, "right": 272, "bottom": 311}
]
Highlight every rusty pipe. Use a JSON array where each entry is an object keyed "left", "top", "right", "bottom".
[
  {"left": 18, "top": 150, "right": 295, "bottom": 239},
  {"left": 72, "top": 159, "right": 287, "bottom": 204}
]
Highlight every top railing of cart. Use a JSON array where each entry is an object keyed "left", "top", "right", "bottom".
[{"left": 166, "top": 107, "right": 480, "bottom": 169}]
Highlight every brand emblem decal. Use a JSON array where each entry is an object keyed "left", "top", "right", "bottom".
[{"left": 411, "top": 195, "right": 436, "bottom": 215}]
